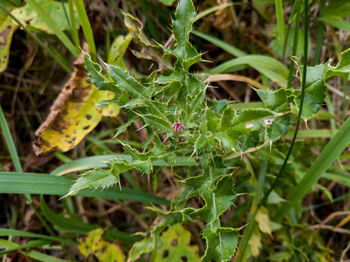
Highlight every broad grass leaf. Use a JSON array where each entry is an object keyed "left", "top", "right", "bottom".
[
  {"left": 0, "top": 239, "right": 69, "bottom": 262},
  {"left": 33, "top": 55, "right": 119, "bottom": 155},
  {"left": 153, "top": 224, "right": 200, "bottom": 262},
  {"left": 78, "top": 228, "right": 126, "bottom": 262},
  {"left": 0, "top": 16, "right": 17, "bottom": 73},
  {"left": 319, "top": 0, "right": 350, "bottom": 31},
  {"left": 208, "top": 55, "right": 289, "bottom": 86},
  {"left": 64, "top": 169, "right": 119, "bottom": 198}
]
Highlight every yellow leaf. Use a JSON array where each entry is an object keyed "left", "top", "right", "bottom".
[
  {"left": 33, "top": 54, "right": 119, "bottom": 155},
  {"left": 0, "top": 16, "right": 17, "bottom": 73},
  {"left": 248, "top": 230, "right": 261, "bottom": 257},
  {"left": 153, "top": 224, "right": 200, "bottom": 262},
  {"left": 78, "top": 228, "right": 125, "bottom": 262},
  {"left": 255, "top": 206, "right": 272, "bottom": 236}
]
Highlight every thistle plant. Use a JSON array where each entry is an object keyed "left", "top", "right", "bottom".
[{"left": 71, "top": 0, "right": 350, "bottom": 260}]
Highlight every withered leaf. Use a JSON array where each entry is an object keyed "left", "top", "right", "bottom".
[{"left": 33, "top": 53, "right": 119, "bottom": 155}]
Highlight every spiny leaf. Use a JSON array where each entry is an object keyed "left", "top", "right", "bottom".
[
  {"left": 233, "top": 109, "right": 275, "bottom": 126},
  {"left": 64, "top": 169, "right": 119, "bottom": 198},
  {"left": 202, "top": 226, "right": 239, "bottom": 262},
  {"left": 142, "top": 114, "right": 173, "bottom": 134},
  {"left": 256, "top": 89, "right": 290, "bottom": 112},
  {"left": 268, "top": 114, "right": 291, "bottom": 142},
  {"left": 171, "top": 0, "right": 199, "bottom": 69},
  {"left": 107, "top": 64, "right": 152, "bottom": 99}
]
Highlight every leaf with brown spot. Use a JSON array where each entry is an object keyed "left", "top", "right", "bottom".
[
  {"left": 153, "top": 224, "right": 200, "bottom": 262},
  {"left": 0, "top": 16, "right": 18, "bottom": 73},
  {"left": 78, "top": 228, "right": 125, "bottom": 262},
  {"left": 33, "top": 54, "right": 119, "bottom": 155}
]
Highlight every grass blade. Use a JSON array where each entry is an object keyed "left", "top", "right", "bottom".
[
  {"left": 0, "top": 239, "right": 69, "bottom": 262},
  {"left": 74, "top": 0, "right": 96, "bottom": 60},
  {"left": 274, "top": 0, "right": 284, "bottom": 42},
  {"left": 68, "top": 0, "right": 80, "bottom": 48},
  {"left": 194, "top": 3, "right": 233, "bottom": 22},
  {"left": 275, "top": 116, "right": 350, "bottom": 221},
  {"left": 0, "top": 239, "right": 51, "bottom": 256},
  {"left": 207, "top": 55, "right": 288, "bottom": 86},
  {"left": 0, "top": 3, "right": 72, "bottom": 73},
  {"left": 0, "top": 106, "right": 22, "bottom": 173},
  {"left": 39, "top": 197, "right": 139, "bottom": 243},
  {"left": 0, "top": 228, "right": 75, "bottom": 245},
  {"left": 0, "top": 172, "right": 169, "bottom": 206},
  {"left": 192, "top": 30, "right": 246, "bottom": 57},
  {"left": 50, "top": 154, "right": 197, "bottom": 176},
  {"left": 25, "top": 0, "right": 79, "bottom": 57}
]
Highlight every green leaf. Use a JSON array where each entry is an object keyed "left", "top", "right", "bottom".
[
  {"left": 324, "top": 48, "right": 350, "bottom": 79},
  {"left": 319, "top": 0, "right": 350, "bottom": 31},
  {"left": 107, "top": 64, "right": 152, "bottom": 99},
  {"left": 12, "top": 0, "right": 79, "bottom": 56},
  {"left": 64, "top": 169, "right": 119, "bottom": 198},
  {"left": 202, "top": 226, "right": 239, "bottom": 262},
  {"left": 0, "top": 239, "right": 51, "bottom": 257},
  {"left": 0, "top": 239, "right": 69, "bottom": 262},
  {"left": 0, "top": 172, "right": 169, "bottom": 206},
  {"left": 233, "top": 109, "right": 275, "bottom": 126},
  {"left": 84, "top": 54, "right": 118, "bottom": 93},
  {"left": 171, "top": 0, "right": 199, "bottom": 69},
  {"left": 268, "top": 114, "right": 291, "bottom": 142},
  {"left": 192, "top": 30, "right": 246, "bottom": 58},
  {"left": 256, "top": 89, "right": 290, "bottom": 112},
  {"left": 0, "top": 228, "right": 75, "bottom": 246},
  {"left": 295, "top": 81, "right": 326, "bottom": 120},
  {"left": 142, "top": 114, "right": 173, "bottom": 133},
  {"left": 50, "top": 154, "right": 197, "bottom": 176}
]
